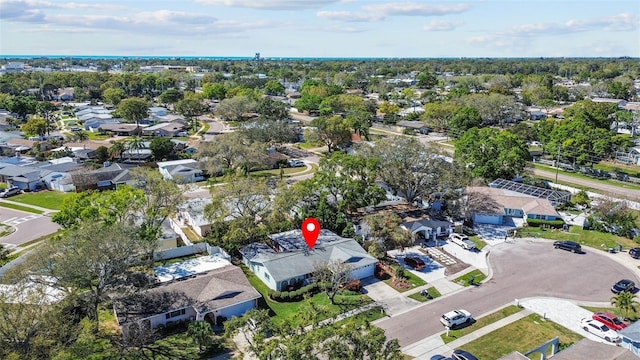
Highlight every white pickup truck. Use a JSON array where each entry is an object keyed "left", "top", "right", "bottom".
[{"left": 448, "top": 233, "right": 476, "bottom": 250}]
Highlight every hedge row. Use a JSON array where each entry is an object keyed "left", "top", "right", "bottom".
[
  {"left": 268, "top": 282, "right": 328, "bottom": 302},
  {"left": 526, "top": 218, "right": 565, "bottom": 228}
]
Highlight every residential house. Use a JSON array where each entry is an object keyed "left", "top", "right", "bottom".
[
  {"left": 141, "top": 121, "right": 187, "bottom": 137},
  {"left": 396, "top": 120, "right": 430, "bottom": 134},
  {"left": 0, "top": 156, "right": 81, "bottom": 191},
  {"left": 619, "top": 320, "right": 640, "bottom": 357},
  {"left": 528, "top": 110, "right": 547, "bottom": 120},
  {"left": 157, "top": 159, "right": 204, "bottom": 183},
  {"left": 591, "top": 98, "right": 628, "bottom": 109},
  {"left": 401, "top": 218, "right": 455, "bottom": 241},
  {"left": 467, "top": 186, "right": 562, "bottom": 225},
  {"left": 71, "top": 162, "right": 136, "bottom": 192},
  {"left": 241, "top": 229, "right": 377, "bottom": 292},
  {"left": 499, "top": 338, "right": 635, "bottom": 360},
  {"left": 177, "top": 198, "right": 213, "bottom": 237},
  {"left": 98, "top": 123, "right": 143, "bottom": 136},
  {"left": 115, "top": 252, "right": 260, "bottom": 334}
]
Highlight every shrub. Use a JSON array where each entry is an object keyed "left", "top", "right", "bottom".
[
  {"left": 395, "top": 266, "right": 406, "bottom": 280},
  {"left": 345, "top": 278, "right": 362, "bottom": 292},
  {"left": 526, "top": 218, "right": 565, "bottom": 228}
]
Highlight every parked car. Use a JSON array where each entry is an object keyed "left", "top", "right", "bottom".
[
  {"left": 452, "top": 350, "right": 479, "bottom": 360},
  {"left": 70, "top": 127, "right": 82, "bottom": 131},
  {"left": 0, "top": 186, "right": 21, "bottom": 198},
  {"left": 630, "top": 247, "right": 640, "bottom": 259},
  {"left": 612, "top": 279, "right": 635, "bottom": 294},
  {"left": 430, "top": 356, "right": 452, "bottom": 360},
  {"left": 440, "top": 309, "right": 472, "bottom": 328},
  {"left": 448, "top": 233, "right": 476, "bottom": 250},
  {"left": 553, "top": 240, "right": 582, "bottom": 253},
  {"left": 581, "top": 318, "right": 621, "bottom": 342},
  {"left": 288, "top": 159, "right": 305, "bottom": 167},
  {"left": 592, "top": 312, "right": 627, "bottom": 331},
  {"left": 404, "top": 256, "right": 426, "bottom": 270}
]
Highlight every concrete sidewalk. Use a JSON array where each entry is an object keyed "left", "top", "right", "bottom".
[{"left": 403, "top": 308, "right": 533, "bottom": 359}]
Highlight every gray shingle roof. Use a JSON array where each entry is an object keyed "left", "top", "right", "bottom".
[{"left": 241, "top": 230, "right": 377, "bottom": 283}]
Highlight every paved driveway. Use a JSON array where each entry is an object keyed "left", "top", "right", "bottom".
[
  {"left": 376, "top": 239, "right": 638, "bottom": 348},
  {"left": 0, "top": 208, "right": 60, "bottom": 249}
]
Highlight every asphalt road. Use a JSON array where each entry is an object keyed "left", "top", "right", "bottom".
[
  {"left": 376, "top": 240, "right": 639, "bottom": 348},
  {"left": 0, "top": 208, "right": 60, "bottom": 249},
  {"left": 530, "top": 168, "right": 640, "bottom": 201}
]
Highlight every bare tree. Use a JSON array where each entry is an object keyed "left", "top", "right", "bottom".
[{"left": 312, "top": 260, "right": 353, "bottom": 305}]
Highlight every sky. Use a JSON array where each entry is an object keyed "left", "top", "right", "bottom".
[{"left": 0, "top": 0, "right": 639, "bottom": 58}]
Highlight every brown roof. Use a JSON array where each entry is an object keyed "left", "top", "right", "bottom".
[
  {"left": 7, "top": 138, "right": 37, "bottom": 147},
  {"left": 467, "top": 187, "right": 560, "bottom": 217},
  {"left": 115, "top": 265, "right": 261, "bottom": 325},
  {"left": 551, "top": 338, "right": 636, "bottom": 360}
]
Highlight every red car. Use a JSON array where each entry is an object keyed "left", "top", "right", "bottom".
[{"left": 592, "top": 312, "right": 627, "bottom": 331}]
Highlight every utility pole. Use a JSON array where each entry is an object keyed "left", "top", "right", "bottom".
[{"left": 555, "top": 144, "right": 561, "bottom": 184}]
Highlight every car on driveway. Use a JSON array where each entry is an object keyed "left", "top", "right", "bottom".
[
  {"left": 448, "top": 233, "right": 476, "bottom": 250},
  {"left": 404, "top": 256, "right": 426, "bottom": 270},
  {"left": 581, "top": 318, "right": 621, "bottom": 342},
  {"left": 0, "top": 186, "right": 21, "bottom": 198},
  {"left": 440, "top": 309, "right": 472, "bottom": 328},
  {"left": 288, "top": 159, "right": 305, "bottom": 167},
  {"left": 592, "top": 312, "right": 627, "bottom": 331},
  {"left": 630, "top": 247, "right": 640, "bottom": 259},
  {"left": 451, "top": 350, "right": 478, "bottom": 360},
  {"left": 553, "top": 240, "right": 582, "bottom": 253},
  {"left": 612, "top": 279, "right": 635, "bottom": 294}
]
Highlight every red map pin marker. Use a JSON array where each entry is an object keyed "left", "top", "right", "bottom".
[{"left": 301, "top": 217, "right": 320, "bottom": 250}]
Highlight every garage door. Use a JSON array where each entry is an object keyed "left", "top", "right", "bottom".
[{"left": 474, "top": 213, "right": 502, "bottom": 225}]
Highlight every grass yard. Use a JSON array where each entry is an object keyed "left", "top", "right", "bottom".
[
  {"left": 453, "top": 269, "right": 486, "bottom": 287},
  {"left": 441, "top": 305, "right": 523, "bottom": 343},
  {"left": 407, "top": 287, "right": 441, "bottom": 302},
  {"left": 242, "top": 265, "right": 372, "bottom": 326},
  {"left": 10, "top": 191, "right": 72, "bottom": 210},
  {"left": 0, "top": 202, "right": 44, "bottom": 214},
  {"left": 469, "top": 235, "right": 487, "bottom": 250},
  {"left": 251, "top": 165, "right": 313, "bottom": 177},
  {"left": 381, "top": 270, "right": 427, "bottom": 293},
  {"left": 459, "top": 313, "right": 582, "bottom": 360},
  {"left": 87, "top": 132, "right": 111, "bottom": 140},
  {"left": 296, "top": 141, "right": 324, "bottom": 149},
  {"left": 181, "top": 227, "right": 202, "bottom": 243},
  {"left": 517, "top": 225, "right": 637, "bottom": 251}
]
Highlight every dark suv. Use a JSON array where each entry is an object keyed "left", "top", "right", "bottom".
[
  {"left": 553, "top": 240, "right": 581, "bottom": 253},
  {"left": 630, "top": 248, "right": 640, "bottom": 259}
]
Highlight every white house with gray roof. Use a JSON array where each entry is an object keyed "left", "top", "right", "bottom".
[
  {"left": 240, "top": 229, "right": 377, "bottom": 291},
  {"left": 157, "top": 159, "right": 203, "bottom": 183}
]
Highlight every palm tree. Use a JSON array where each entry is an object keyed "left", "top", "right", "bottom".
[
  {"left": 126, "top": 136, "right": 145, "bottom": 160},
  {"left": 187, "top": 321, "right": 212, "bottom": 352},
  {"left": 107, "top": 141, "right": 125, "bottom": 162},
  {"left": 611, "top": 291, "right": 640, "bottom": 320}
]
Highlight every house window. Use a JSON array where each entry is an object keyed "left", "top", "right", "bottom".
[
  {"left": 165, "top": 308, "right": 187, "bottom": 319},
  {"left": 264, "top": 273, "right": 270, "bottom": 280}
]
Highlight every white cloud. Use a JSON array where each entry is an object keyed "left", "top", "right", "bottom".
[
  {"left": 503, "top": 12, "right": 640, "bottom": 37},
  {"left": 362, "top": 2, "right": 469, "bottom": 17},
  {"left": 316, "top": 10, "right": 383, "bottom": 22},
  {"left": 194, "top": 0, "right": 340, "bottom": 10},
  {"left": 317, "top": 1, "right": 470, "bottom": 23},
  {"left": 423, "top": 20, "right": 462, "bottom": 31}
]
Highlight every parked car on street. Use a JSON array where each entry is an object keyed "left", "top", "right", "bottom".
[
  {"left": 452, "top": 350, "right": 479, "bottom": 360},
  {"left": 629, "top": 247, "right": 640, "bottom": 259},
  {"left": 0, "top": 186, "right": 21, "bottom": 198},
  {"left": 553, "top": 240, "right": 582, "bottom": 253},
  {"left": 592, "top": 312, "right": 627, "bottom": 331},
  {"left": 430, "top": 356, "right": 452, "bottom": 360},
  {"left": 440, "top": 309, "right": 472, "bottom": 328},
  {"left": 448, "top": 233, "right": 475, "bottom": 250},
  {"left": 581, "top": 318, "right": 621, "bottom": 342},
  {"left": 404, "top": 256, "right": 426, "bottom": 270},
  {"left": 611, "top": 279, "right": 635, "bottom": 294}
]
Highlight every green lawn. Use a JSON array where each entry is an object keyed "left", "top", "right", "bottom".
[
  {"left": 453, "top": 269, "right": 486, "bottom": 287},
  {"left": 382, "top": 270, "right": 427, "bottom": 293},
  {"left": 87, "top": 132, "right": 111, "bottom": 140},
  {"left": 441, "top": 305, "right": 523, "bottom": 343},
  {"left": 0, "top": 202, "right": 44, "bottom": 214},
  {"left": 469, "top": 235, "right": 487, "bottom": 250},
  {"left": 242, "top": 265, "right": 372, "bottom": 326},
  {"left": 407, "top": 287, "right": 441, "bottom": 302},
  {"left": 10, "top": 191, "right": 72, "bottom": 210},
  {"left": 297, "top": 142, "right": 324, "bottom": 149},
  {"left": 517, "top": 225, "right": 637, "bottom": 251},
  {"left": 459, "top": 313, "right": 583, "bottom": 360},
  {"left": 250, "top": 165, "right": 313, "bottom": 177}
]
